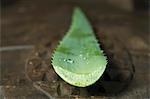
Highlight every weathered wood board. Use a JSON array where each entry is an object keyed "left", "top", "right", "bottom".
[{"left": 1, "top": 0, "right": 149, "bottom": 98}]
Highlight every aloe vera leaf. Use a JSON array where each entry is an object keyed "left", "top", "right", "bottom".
[{"left": 52, "top": 7, "right": 107, "bottom": 87}]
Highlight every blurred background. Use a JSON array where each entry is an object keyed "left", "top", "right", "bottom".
[
  {"left": 0, "top": 0, "right": 149, "bottom": 46},
  {"left": 0, "top": 0, "right": 149, "bottom": 98}
]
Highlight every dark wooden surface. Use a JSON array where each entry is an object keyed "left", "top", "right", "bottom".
[{"left": 1, "top": 0, "right": 149, "bottom": 98}]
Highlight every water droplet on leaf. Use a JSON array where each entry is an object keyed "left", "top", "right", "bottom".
[
  {"left": 64, "top": 59, "right": 74, "bottom": 64},
  {"left": 79, "top": 54, "right": 83, "bottom": 57},
  {"left": 83, "top": 57, "right": 87, "bottom": 60}
]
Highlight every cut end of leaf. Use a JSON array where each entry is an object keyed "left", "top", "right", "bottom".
[{"left": 52, "top": 7, "right": 107, "bottom": 87}]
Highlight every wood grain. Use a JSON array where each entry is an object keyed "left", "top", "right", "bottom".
[{"left": 1, "top": 0, "right": 149, "bottom": 98}]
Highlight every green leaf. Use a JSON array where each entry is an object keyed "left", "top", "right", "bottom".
[{"left": 52, "top": 7, "right": 107, "bottom": 87}]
